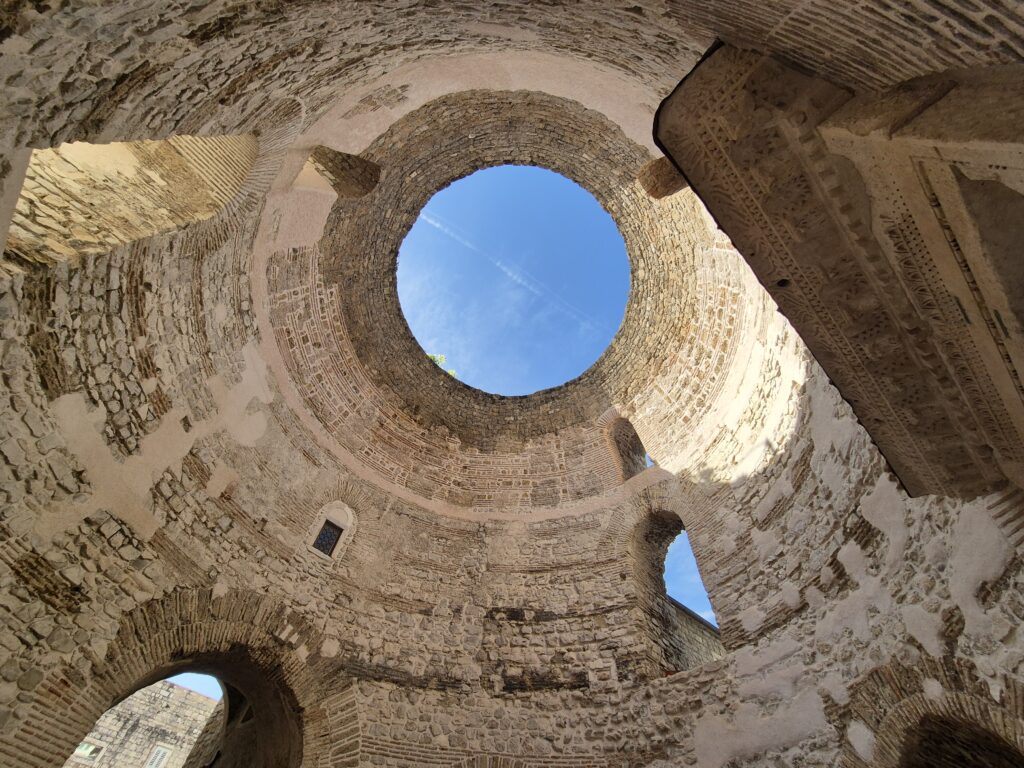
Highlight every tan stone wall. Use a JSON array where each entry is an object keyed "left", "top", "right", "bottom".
[
  {"left": 63, "top": 681, "right": 219, "bottom": 768},
  {"left": 4, "top": 135, "right": 257, "bottom": 273},
  {"left": 0, "top": 3, "right": 1021, "bottom": 768}
]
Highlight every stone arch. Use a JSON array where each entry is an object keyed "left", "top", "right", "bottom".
[
  {"left": 630, "top": 506, "right": 685, "bottom": 605},
  {"left": 898, "top": 714, "right": 1024, "bottom": 768},
  {"left": 454, "top": 758, "right": 527, "bottom": 768},
  {"left": 598, "top": 408, "right": 648, "bottom": 481},
  {"left": 841, "top": 658, "right": 1024, "bottom": 768},
  {"left": 627, "top": 502, "right": 722, "bottom": 676},
  {"left": 0, "top": 587, "right": 354, "bottom": 768}
]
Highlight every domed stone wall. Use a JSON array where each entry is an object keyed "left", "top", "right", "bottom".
[
  {"left": 0, "top": 3, "right": 1022, "bottom": 768},
  {"left": 258, "top": 87, "right": 801, "bottom": 512}
]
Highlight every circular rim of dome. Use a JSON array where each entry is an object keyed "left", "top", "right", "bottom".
[
  {"left": 266, "top": 88, "right": 752, "bottom": 467},
  {"left": 395, "top": 163, "right": 631, "bottom": 398},
  {"left": 256, "top": 85, "right": 793, "bottom": 509},
  {"left": 317, "top": 90, "right": 677, "bottom": 445}
]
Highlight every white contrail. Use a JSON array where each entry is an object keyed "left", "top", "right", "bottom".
[{"left": 417, "top": 209, "right": 612, "bottom": 334}]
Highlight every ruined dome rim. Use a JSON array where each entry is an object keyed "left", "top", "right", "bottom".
[
  {"left": 390, "top": 159, "right": 633, "bottom": 400},
  {"left": 318, "top": 89, "right": 700, "bottom": 446}
]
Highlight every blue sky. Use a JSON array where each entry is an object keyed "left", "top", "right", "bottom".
[
  {"left": 397, "top": 165, "right": 629, "bottom": 396},
  {"left": 665, "top": 532, "right": 717, "bottom": 625},
  {"left": 397, "top": 165, "right": 716, "bottom": 625},
  {"left": 167, "top": 672, "right": 223, "bottom": 700}
]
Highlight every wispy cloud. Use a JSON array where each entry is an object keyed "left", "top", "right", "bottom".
[
  {"left": 418, "top": 209, "right": 610, "bottom": 336},
  {"left": 398, "top": 256, "right": 531, "bottom": 388}
]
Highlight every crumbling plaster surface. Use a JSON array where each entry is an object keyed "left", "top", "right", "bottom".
[{"left": 0, "top": 2, "right": 1022, "bottom": 767}]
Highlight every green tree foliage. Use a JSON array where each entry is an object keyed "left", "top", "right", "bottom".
[{"left": 427, "top": 353, "right": 456, "bottom": 378}]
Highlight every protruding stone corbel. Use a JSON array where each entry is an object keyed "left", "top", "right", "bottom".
[
  {"left": 637, "top": 156, "right": 688, "bottom": 199},
  {"left": 308, "top": 146, "right": 380, "bottom": 198}
]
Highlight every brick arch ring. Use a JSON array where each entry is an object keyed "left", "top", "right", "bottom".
[
  {"left": 0, "top": 587, "right": 358, "bottom": 768},
  {"left": 840, "top": 658, "right": 1024, "bottom": 767},
  {"left": 454, "top": 757, "right": 528, "bottom": 767}
]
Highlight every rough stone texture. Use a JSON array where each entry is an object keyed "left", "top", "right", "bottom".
[
  {"left": 0, "top": 3, "right": 1020, "bottom": 768},
  {"left": 62, "top": 679, "right": 219, "bottom": 768},
  {"left": 656, "top": 46, "right": 1024, "bottom": 500},
  {"left": 637, "top": 157, "right": 687, "bottom": 200},
  {"left": 307, "top": 146, "right": 379, "bottom": 199},
  {"left": 181, "top": 696, "right": 226, "bottom": 768},
  {"left": 3, "top": 135, "right": 257, "bottom": 273}
]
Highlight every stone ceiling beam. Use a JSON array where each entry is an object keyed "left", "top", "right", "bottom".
[{"left": 655, "top": 45, "right": 1024, "bottom": 499}]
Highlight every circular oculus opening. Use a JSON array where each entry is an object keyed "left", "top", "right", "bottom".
[{"left": 397, "top": 165, "right": 630, "bottom": 396}]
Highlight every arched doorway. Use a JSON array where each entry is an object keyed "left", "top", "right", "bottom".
[
  {"left": 64, "top": 673, "right": 224, "bottom": 768},
  {"left": 899, "top": 715, "right": 1024, "bottom": 768},
  {"left": 0, "top": 588, "right": 355, "bottom": 768}
]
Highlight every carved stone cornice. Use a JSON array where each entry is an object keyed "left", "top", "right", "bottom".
[{"left": 655, "top": 46, "right": 1024, "bottom": 498}]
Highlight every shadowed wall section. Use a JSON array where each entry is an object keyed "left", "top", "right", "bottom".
[
  {"left": 2, "top": 135, "right": 257, "bottom": 274},
  {"left": 0, "top": 3, "right": 1022, "bottom": 767}
]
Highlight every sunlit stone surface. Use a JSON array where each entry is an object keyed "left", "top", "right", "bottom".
[{"left": 0, "top": 3, "right": 1022, "bottom": 767}]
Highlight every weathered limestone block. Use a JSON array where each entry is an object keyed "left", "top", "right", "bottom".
[
  {"left": 3, "top": 135, "right": 257, "bottom": 272},
  {"left": 638, "top": 156, "right": 687, "bottom": 199},
  {"left": 307, "top": 146, "right": 380, "bottom": 199}
]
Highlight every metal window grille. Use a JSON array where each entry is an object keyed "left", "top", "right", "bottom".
[{"left": 313, "top": 520, "right": 344, "bottom": 556}]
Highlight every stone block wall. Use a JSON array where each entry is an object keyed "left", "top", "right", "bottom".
[
  {"left": 0, "top": 3, "right": 1021, "bottom": 768},
  {"left": 3, "top": 135, "right": 257, "bottom": 273},
  {"left": 63, "top": 680, "right": 219, "bottom": 768}
]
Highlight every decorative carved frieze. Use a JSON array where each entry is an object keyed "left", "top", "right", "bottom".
[{"left": 655, "top": 46, "right": 1024, "bottom": 499}]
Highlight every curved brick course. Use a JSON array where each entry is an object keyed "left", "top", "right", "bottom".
[{"left": 0, "top": 3, "right": 1021, "bottom": 767}]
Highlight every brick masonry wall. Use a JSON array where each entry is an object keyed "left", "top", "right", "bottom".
[{"left": 0, "top": 3, "right": 1021, "bottom": 768}]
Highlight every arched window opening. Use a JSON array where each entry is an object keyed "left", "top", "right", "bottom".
[
  {"left": 2, "top": 133, "right": 257, "bottom": 273},
  {"left": 64, "top": 673, "right": 224, "bottom": 768},
  {"left": 899, "top": 714, "right": 1024, "bottom": 768},
  {"left": 606, "top": 416, "right": 649, "bottom": 480},
  {"left": 663, "top": 532, "right": 720, "bottom": 626},
  {"left": 631, "top": 508, "right": 723, "bottom": 674},
  {"left": 664, "top": 530, "right": 717, "bottom": 627}
]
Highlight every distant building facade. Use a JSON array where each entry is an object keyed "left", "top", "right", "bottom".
[{"left": 63, "top": 681, "right": 221, "bottom": 768}]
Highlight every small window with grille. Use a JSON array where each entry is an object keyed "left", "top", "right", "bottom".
[
  {"left": 312, "top": 520, "right": 344, "bottom": 556},
  {"left": 306, "top": 501, "right": 354, "bottom": 561}
]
